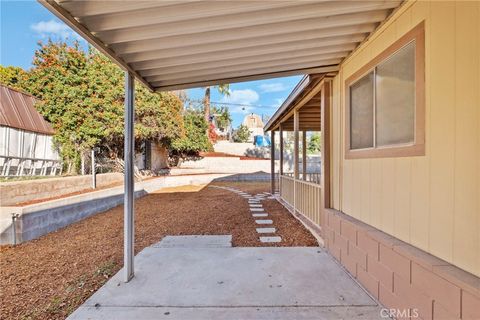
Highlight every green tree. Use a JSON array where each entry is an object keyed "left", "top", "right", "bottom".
[
  {"left": 203, "top": 84, "right": 230, "bottom": 121},
  {"left": 171, "top": 110, "right": 212, "bottom": 156},
  {"left": 307, "top": 132, "right": 321, "bottom": 154},
  {"left": 0, "top": 65, "right": 27, "bottom": 89},
  {"left": 15, "top": 40, "right": 185, "bottom": 172},
  {"left": 233, "top": 124, "right": 250, "bottom": 143},
  {"left": 211, "top": 105, "right": 232, "bottom": 130}
]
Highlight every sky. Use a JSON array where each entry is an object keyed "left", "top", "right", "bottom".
[{"left": 0, "top": 0, "right": 302, "bottom": 128}]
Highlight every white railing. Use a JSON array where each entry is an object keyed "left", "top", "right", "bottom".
[{"left": 280, "top": 175, "right": 322, "bottom": 226}]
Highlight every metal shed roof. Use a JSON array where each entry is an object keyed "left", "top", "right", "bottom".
[
  {"left": 0, "top": 85, "right": 55, "bottom": 135},
  {"left": 39, "top": 0, "right": 402, "bottom": 92}
]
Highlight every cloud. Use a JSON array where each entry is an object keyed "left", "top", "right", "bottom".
[
  {"left": 31, "top": 20, "right": 82, "bottom": 41},
  {"left": 220, "top": 89, "right": 259, "bottom": 114},
  {"left": 259, "top": 82, "right": 287, "bottom": 93}
]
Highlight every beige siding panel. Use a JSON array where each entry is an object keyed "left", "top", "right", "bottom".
[
  {"left": 360, "top": 159, "right": 371, "bottom": 223},
  {"left": 380, "top": 159, "right": 395, "bottom": 235},
  {"left": 394, "top": 158, "right": 411, "bottom": 243},
  {"left": 331, "top": 0, "right": 479, "bottom": 276},
  {"left": 409, "top": 157, "right": 430, "bottom": 250},
  {"left": 453, "top": 1, "right": 479, "bottom": 274},
  {"left": 428, "top": 0, "right": 456, "bottom": 263},
  {"left": 369, "top": 159, "right": 382, "bottom": 228}
]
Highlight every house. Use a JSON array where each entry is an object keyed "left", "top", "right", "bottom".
[
  {"left": 242, "top": 113, "right": 264, "bottom": 142},
  {"left": 0, "top": 84, "right": 61, "bottom": 177},
  {"left": 265, "top": 2, "right": 480, "bottom": 319},
  {"left": 42, "top": 1, "right": 479, "bottom": 318}
]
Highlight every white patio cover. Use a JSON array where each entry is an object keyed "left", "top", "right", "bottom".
[{"left": 40, "top": 0, "right": 402, "bottom": 91}]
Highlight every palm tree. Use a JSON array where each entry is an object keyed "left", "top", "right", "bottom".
[{"left": 204, "top": 84, "right": 230, "bottom": 122}]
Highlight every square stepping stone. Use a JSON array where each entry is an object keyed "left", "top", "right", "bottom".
[
  {"left": 252, "top": 213, "right": 268, "bottom": 217},
  {"left": 250, "top": 208, "right": 264, "bottom": 212},
  {"left": 249, "top": 204, "right": 262, "bottom": 207},
  {"left": 255, "top": 219, "right": 273, "bottom": 225},
  {"left": 248, "top": 200, "right": 259, "bottom": 203},
  {"left": 260, "top": 236, "right": 281, "bottom": 243},
  {"left": 256, "top": 227, "right": 276, "bottom": 233}
]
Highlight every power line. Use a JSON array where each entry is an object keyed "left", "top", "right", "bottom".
[{"left": 186, "top": 99, "right": 278, "bottom": 109}]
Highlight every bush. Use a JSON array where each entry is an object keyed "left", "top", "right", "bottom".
[
  {"left": 233, "top": 124, "right": 250, "bottom": 143},
  {"left": 171, "top": 111, "right": 212, "bottom": 158}
]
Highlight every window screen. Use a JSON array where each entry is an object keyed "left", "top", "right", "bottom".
[
  {"left": 350, "top": 72, "right": 374, "bottom": 150},
  {"left": 375, "top": 41, "right": 415, "bottom": 146}
]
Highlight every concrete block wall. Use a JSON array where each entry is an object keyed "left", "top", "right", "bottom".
[
  {"left": 323, "top": 209, "right": 480, "bottom": 320},
  {"left": 0, "top": 173, "right": 123, "bottom": 206}
]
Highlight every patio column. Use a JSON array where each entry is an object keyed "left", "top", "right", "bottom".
[
  {"left": 124, "top": 71, "right": 135, "bottom": 282},
  {"left": 270, "top": 130, "right": 275, "bottom": 194},
  {"left": 279, "top": 124, "right": 284, "bottom": 176},
  {"left": 293, "top": 110, "right": 299, "bottom": 179},
  {"left": 302, "top": 130, "right": 307, "bottom": 181}
]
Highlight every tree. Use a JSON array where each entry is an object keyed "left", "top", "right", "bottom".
[
  {"left": 14, "top": 40, "right": 185, "bottom": 173},
  {"left": 171, "top": 110, "right": 212, "bottom": 156},
  {"left": 0, "top": 65, "right": 27, "bottom": 90},
  {"left": 211, "top": 105, "right": 232, "bottom": 130},
  {"left": 307, "top": 132, "right": 321, "bottom": 154},
  {"left": 203, "top": 84, "right": 230, "bottom": 122},
  {"left": 233, "top": 124, "right": 250, "bottom": 143}
]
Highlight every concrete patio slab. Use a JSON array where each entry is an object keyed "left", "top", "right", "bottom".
[{"left": 68, "top": 239, "right": 384, "bottom": 319}]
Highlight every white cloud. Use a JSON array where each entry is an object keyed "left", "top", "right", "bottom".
[
  {"left": 221, "top": 89, "right": 259, "bottom": 114},
  {"left": 31, "top": 20, "right": 82, "bottom": 41},
  {"left": 259, "top": 82, "right": 287, "bottom": 93}
]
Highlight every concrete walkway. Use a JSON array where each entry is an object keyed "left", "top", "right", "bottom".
[{"left": 68, "top": 236, "right": 385, "bottom": 320}]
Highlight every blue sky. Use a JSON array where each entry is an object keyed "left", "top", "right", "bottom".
[{"left": 1, "top": 0, "right": 302, "bottom": 127}]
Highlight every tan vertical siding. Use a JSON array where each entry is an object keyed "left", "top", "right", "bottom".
[{"left": 330, "top": 0, "right": 480, "bottom": 277}]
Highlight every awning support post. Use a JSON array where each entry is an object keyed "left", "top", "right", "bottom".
[
  {"left": 302, "top": 130, "right": 307, "bottom": 181},
  {"left": 293, "top": 110, "right": 299, "bottom": 180},
  {"left": 270, "top": 130, "right": 275, "bottom": 194},
  {"left": 124, "top": 71, "right": 135, "bottom": 282}
]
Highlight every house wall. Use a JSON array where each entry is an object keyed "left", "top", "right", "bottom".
[{"left": 330, "top": 0, "right": 479, "bottom": 279}]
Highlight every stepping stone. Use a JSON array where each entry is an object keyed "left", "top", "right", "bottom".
[
  {"left": 256, "top": 227, "right": 276, "bottom": 233},
  {"left": 154, "top": 235, "right": 232, "bottom": 248},
  {"left": 248, "top": 200, "right": 259, "bottom": 203},
  {"left": 255, "top": 219, "right": 273, "bottom": 225},
  {"left": 250, "top": 208, "right": 264, "bottom": 212},
  {"left": 252, "top": 213, "right": 268, "bottom": 217},
  {"left": 249, "top": 204, "right": 262, "bottom": 207},
  {"left": 260, "top": 236, "right": 282, "bottom": 243}
]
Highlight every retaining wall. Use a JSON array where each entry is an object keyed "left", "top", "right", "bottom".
[{"left": 0, "top": 173, "right": 123, "bottom": 206}]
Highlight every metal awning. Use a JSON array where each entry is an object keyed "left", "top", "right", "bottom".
[{"left": 40, "top": 0, "right": 402, "bottom": 92}]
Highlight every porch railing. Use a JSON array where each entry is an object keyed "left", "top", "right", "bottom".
[{"left": 280, "top": 174, "right": 322, "bottom": 225}]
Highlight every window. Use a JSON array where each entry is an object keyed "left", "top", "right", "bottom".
[{"left": 345, "top": 22, "right": 425, "bottom": 159}]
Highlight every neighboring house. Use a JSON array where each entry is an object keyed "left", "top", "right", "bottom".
[
  {"left": 242, "top": 113, "right": 264, "bottom": 142},
  {"left": 265, "top": 2, "right": 480, "bottom": 319},
  {"left": 0, "top": 84, "right": 61, "bottom": 177}
]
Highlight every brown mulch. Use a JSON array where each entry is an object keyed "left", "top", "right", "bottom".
[{"left": 0, "top": 182, "right": 317, "bottom": 320}]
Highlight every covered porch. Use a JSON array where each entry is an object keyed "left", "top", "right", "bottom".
[{"left": 266, "top": 75, "right": 332, "bottom": 237}]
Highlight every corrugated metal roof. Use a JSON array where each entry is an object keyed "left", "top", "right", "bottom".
[
  {"left": 39, "top": 0, "right": 403, "bottom": 92},
  {"left": 0, "top": 84, "right": 55, "bottom": 135}
]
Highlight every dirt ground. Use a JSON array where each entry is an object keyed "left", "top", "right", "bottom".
[{"left": 0, "top": 181, "right": 317, "bottom": 320}]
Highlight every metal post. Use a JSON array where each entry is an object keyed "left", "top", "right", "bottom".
[
  {"left": 279, "top": 125, "right": 284, "bottom": 176},
  {"left": 270, "top": 130, "right": 275, "bottom": 194},
  {"left": 124, "top": 71, "right": 135, "bottom": 282},
  {"left": 302, "top": 131, "right": 307, "bottom": 181},
  {"left": 91, "top": 148, "right": 96, "bottom": 189},
  {"left": 293, "top": 110, "right": 299, "bottom": 180}
]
